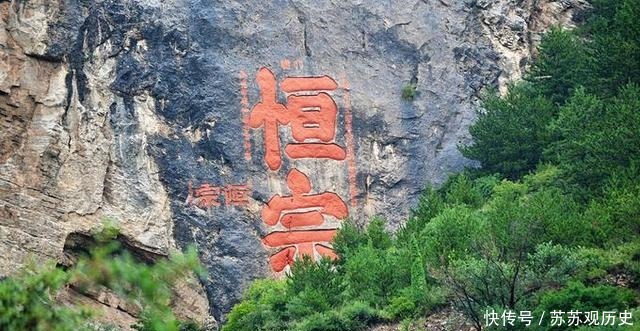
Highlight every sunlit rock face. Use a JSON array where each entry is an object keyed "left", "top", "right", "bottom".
[{"left": 0, "top": 0, "right": 585, "bottom": 326}]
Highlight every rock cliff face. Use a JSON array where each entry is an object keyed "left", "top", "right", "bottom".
[{"left": 0, "top": 0, "right": 585, "bottom": 327}]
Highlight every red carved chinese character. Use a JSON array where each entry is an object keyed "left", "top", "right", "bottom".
[
  {"left": 261, "top": 169, "right": 348, "bottom": 271},
  {"left": 187, "top": 183, "right": 220, "bottom": 209},
  {"left": 223, "top": 185, "right": 250, "bottom": 206},
  {"left": 263, "top": 230, "right": 338, "bottom": 271},
  {"left": 280, "top": 59, "right": 291, "bottom": 70},
  {"left": 249, "top": 68, "right": 289, "bottom": 170},
  {"left": 249, "top": 68, "right": 346, "bottom": 171}
]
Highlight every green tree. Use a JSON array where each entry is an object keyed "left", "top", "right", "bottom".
[
  {"left": 546, "top": 84, "right": 640, "bottom": 199},
  {"left": 332, "top": 220, "right": 368, "bottom": 261},
  {"left": 582, "top": 165, "right": 640, "bottom": 246},
  {"left": 419, "top": 205, "right": 485, "bottom": 266},
  {"left": 527, "top": 27, "right": 593, "bottom": 105},
  {"left": 587, "top": 0, "right": 640, "bottom": 97},
  {"left": 461, "top": 84, "right": 555, "bottom": 179},
  {"left": 442, "top": 243, "right": 580, "bottom": 331}
]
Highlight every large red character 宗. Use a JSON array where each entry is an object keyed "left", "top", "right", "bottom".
[{"left": 261, "top": 169, "right": 348, "bottom": 272}]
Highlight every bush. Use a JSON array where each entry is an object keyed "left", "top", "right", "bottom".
[
  {"left": 0, "top": 227, "right": 204, "bottom": 331},
  {"left": 332, "top": 219, "right": 368, "bottom": 261},
  {"left": 343, "top": 245, "right": 395, "bottom": 306},
  {"left": 532, "top": 282, "right": 637, "bottom": 331},
  {"left": 290, "top": 301, "right": 384, "bottom": 331},
  {"left": 486, "top": 175, "right": 586, "bottom": 248},
  {"left": 224, "top": 276, "right": 387, "bottom": 331},
  {"left": 0, "top": 263, "right": 91, "bottom": 331},
  {"left": 397, "top": 187, "right": 445, "bottom": 243},
  {"left": 222, "top": 279, "right": 288, "bottom": 331},
  {"left": 573, "top": 241, "right": 640, "bottom": 288},
  {"left": 292, "top": 311, "right": 346, "bottom": 331},
  {"left": 440, "top": 173, "right": 488, "bottom": 208},
  {"left": 339, "top": 301, "right": 384, "bottom": 330},
  {"left": 419, "top": 206, "right": 485, "bottom": 265},
  {"left": 74, "top": 243, "right": 204, "bottom": 331},
  {"left": 582, "top": 165, "right": 640, "bottom": 246},
  {"left": 402, "top": 83, "right": 417, "bottom": 101}
]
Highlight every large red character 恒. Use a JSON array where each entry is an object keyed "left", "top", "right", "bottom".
[{"left": 249, "top": 68, "right": 346, "bottom": 171}]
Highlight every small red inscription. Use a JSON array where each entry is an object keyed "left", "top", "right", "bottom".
[{"left": 187, "top": 183, "right": 250, "bottom": 209}]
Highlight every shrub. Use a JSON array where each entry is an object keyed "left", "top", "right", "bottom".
[
  {"left": 0, "top": 228, "right": 204, "bottom": 331},
  {"left": 292, "top": 311, "right": 346, "bottom": 331},
  {"left": 0, "top": 263, "right": 91, "bottom": 331},
  {"left": 222, "top": 279, "right": 288, "bottom": 331},
  {"left": 291, "top": 301, "right": 384, "bottom": 331},
  {"left": 573, "top": 241, "right": 640, "bottom": 288},
  {"left": 339, "top": 301, "right": 384, "bottom": 330},
  {"left": 288, "top": 257, "right": 342, "bottom": 304},
  {"left": 532, "top": 282, "right": 637, "bottom": 331},
  {"left": 333, "top": 219, "right": 368, "bottom": 261},
  {"left": 402, "top": 83, "right": 417, "bottom": 101},
  {"left": 73, "top": 243, "right": 204, "bottom": 331},
  {"left": 440, "top": 173, "right": 486, "bottom": 208},
  {"left": 582, "top": 165, "right": 640, "bottom": 246},
  {"left": 343, "top": 245, "right": 392, "bottom": 305},
  {"left": 398, "top": 187, "right": 445, "bottom": 243},
  {"left": 419, "top": 206, "right": 485, "bottom": 265}
]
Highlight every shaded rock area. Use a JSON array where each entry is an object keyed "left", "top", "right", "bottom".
[{"left": 0, "top": 0, "right": 584, "bottom": 327}]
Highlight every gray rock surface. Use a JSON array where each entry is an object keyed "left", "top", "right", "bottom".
[{"left": 0, "top": 0, "right": 585, "bottom": 327}]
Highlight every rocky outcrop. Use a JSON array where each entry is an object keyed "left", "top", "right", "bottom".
[
  {"left": 0, "top": 0, "right": 212, "bottom": 327},
  {"left": 0, "top": 0, "right": 584, "bottom": 327},
  {"left": 475, "top": 0, "right": 588, "bottom": 92}
]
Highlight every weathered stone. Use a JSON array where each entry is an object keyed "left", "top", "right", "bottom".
[
  {"left": 475, "top": 0, "right": 589, "bottom": 92},
  {"left": 0, "top": 0, "right": 585, "bottom": 328}
]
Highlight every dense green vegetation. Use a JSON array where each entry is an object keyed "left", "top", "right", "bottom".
[
  {"left": 224, "top": 1, "right": 640, "bottom": 330},
  {"left": 0, "top": 224, "right": 204, "bottom": 331}
]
